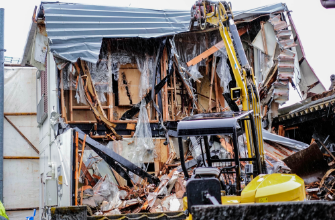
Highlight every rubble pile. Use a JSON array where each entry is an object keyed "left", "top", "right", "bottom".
[
  {"left": 78, "top": 148, "right": 188, "bottom": 217},
  {"left": 76, "top": 131, "right": 308, "bottom": 217}
]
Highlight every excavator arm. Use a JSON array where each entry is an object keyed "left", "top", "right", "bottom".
[{"left": 190, "top": 0, "right": 265, "bottom": 167}]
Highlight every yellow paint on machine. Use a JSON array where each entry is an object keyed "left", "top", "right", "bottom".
[{"left": 184, "top": 173, "right": 305, "bottom": 219}]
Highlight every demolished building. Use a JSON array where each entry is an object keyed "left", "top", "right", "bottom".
[{"left": 20, "top": 2, "right": 330, "bottom": 219}]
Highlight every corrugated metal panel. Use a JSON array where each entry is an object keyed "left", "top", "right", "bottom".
[
  {"left": 40, "top": 2, "right": 287, "bottom": 63},
  {"left": 234, "top": 3, "right": 286, "bottom": 21},
  {"left": 41, "top": 2, "right": 190, "bottom": 63}
]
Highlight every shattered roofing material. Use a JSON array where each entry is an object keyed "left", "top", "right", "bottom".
[{"left": 39, "top": 2, "right": 287, "bottom": 63}]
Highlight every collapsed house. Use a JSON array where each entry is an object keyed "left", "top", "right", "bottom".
[{"left": 20, "top": 2, "right": 329, "bottom": 218}]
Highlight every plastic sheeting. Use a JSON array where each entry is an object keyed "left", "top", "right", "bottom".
[
  {"left": 136, "top": 55, "right": 156, "bottom": 99},
  {"left": 3, "top": 160, "right": 40, "bottom": 209},
  {"left": 93, "top": 174, "right": 121, "bottom": 211},
  {"left": 87, "top": 62, "right": 113, "bottom": 94},
  {"left": 3, "top": 67, "right": 40, "bottom": 213},
  {"left": 131, "top": 100, "right": 156, "bottom": 170},
  {"left": 215, "top": 46, "right": 232, "bottom": 92}
]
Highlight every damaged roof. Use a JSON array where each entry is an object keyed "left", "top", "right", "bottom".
[{"left": 36, "top": 2, "right": 287, "bottom": 63}]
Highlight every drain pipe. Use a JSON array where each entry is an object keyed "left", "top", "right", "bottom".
[
  {"left": 321, "top": 0, "right": 335, "bottom": 8},
  {"left": 0, "top": 8, "right": 5, "bottom": 201}
]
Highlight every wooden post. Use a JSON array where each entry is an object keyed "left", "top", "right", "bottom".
[
  {"left": 173, "top": 68, "right": 178, "bottom": 120},
  {"left": 170, "top": 70, "right": 175, "bottom": 120},
  {"left": 69, "top": 75, "right": 73, "bottom": 122},
  {"left": 78, "top": 134, "right": 87, "bottom": 176},
  {"left": 107, "top": 93, "right": 114, "bottom": 122},
  {"left": 214, "top": 71, "right": 219, "bottom": 112},
  {"left": 208, "top": 56, "right": 216, "bottom": 112},
  {"left": 162, "top": 48, "right": 169, "bottom": 121}
]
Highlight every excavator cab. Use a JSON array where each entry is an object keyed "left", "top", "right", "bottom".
[{"left": 177, "top": 111, "right": 306, "bottom": 215}]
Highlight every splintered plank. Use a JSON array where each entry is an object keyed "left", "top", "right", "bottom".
[{"left": 187, "top": 41, "right": 224, "bottom": 67}]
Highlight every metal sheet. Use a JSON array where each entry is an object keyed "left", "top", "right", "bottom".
[
  {"left": 233, "top": 3, "right": 287, "bottom": 21},
  {"left": 37, "top": 2, "right": 288, "bottom": 64},
  {"left": 41, "top": 2, "right": 190, "bottom": 63},
  {"left": 251, "top": 21, "right": 277, "bottom": 58},
  {"left": 288, "top": 14, "right": 326, "bottom": 97},
  {"left": 262, "top": 129, "right": 308, "bottom": 150}
]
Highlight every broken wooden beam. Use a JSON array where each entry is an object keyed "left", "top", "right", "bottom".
[
  {"left": 77, "top": 59, "right": 121, "bottom": 140},
  {"left": 187, "top": 41, "right": 224, "bottom": 67}
]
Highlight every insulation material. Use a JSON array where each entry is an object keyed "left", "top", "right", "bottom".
[
  {"left": 110, "top": 53, "right": 133, "bottom": 81},
  {"left": 75, "top": 75, "right": 88, "bottom": 105},
  {"left": 97, "top": 91, "right": 107, "bottom": 103},
  {"left": 61, "top": 65, "right": 76, "bottom": 90},
  {"left": 215, "top": 46, "right": 231, "bottom": 92},
  {"left": 132, "top": 100, "right": 156, "bottom": 169},
  {"left": 87, "top": 62, "right": 113, "bottom": 94}
]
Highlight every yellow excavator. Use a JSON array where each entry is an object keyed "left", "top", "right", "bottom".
[{"left": 177, "top": 1, "right": 305, "bottom": 219}]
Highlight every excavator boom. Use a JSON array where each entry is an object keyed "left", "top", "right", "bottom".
[{"left": 178, "top": 1, "right": 306, "bottom": 219}]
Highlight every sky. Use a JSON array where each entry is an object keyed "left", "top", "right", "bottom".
[{"left": 0, "top": 0, "right": 334, "bottom": 106}]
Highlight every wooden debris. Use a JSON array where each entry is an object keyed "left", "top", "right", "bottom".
[{"left": 187, "top": 41, "right": 224, "bottom": 67}]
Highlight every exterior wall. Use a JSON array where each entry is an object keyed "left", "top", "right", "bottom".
[
  {"left": 3, "top": 66, "right": 40, "bottom": 219},
  {"left": 39, "top": 52, "right": 74, "bottom": 220}
]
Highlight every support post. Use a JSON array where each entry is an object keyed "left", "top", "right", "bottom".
[{"left": 0, "top": 8, "right": 4, "bottom": 201}]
